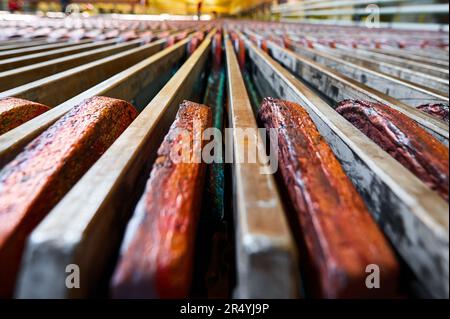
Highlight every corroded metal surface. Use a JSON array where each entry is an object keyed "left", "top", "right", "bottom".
[
  {"left": 111, "top": 101, "right": 211, "bottom": 298},
  {"left": 0, "top": 96, "right": 137, "bottom": 298}
]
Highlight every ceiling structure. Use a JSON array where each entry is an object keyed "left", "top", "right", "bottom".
[{"left": 65, "top": 0, "right": 273, "bottom": 15}]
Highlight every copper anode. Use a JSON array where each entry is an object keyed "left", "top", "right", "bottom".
[
  {"left": 258, "top": 97, "right": 399, "bottom": 298},
  {"left": 0, "top": 97, "right": 50, "bottom": 135},
  {"left": 416, "top": 103, "right": 449, "bottom": 123},
  {"left": 111, "top": 100, "right": 211, "bottom": 299},
  {"left": 0, "top": 96, "right": 137, "bottom": 298}
]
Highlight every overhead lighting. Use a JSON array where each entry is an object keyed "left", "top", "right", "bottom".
[{"left": 160, "top": 14, "right": 170, "bottom": 20}]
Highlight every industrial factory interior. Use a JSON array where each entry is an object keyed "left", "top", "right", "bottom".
[{"left": 0, "top": 0, "right": 448, "bottom": 305}]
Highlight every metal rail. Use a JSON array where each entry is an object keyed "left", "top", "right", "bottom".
[
  {"left": 0, "top": 38, "right": 167, "bottom": 107},
  {"left": 289, "top": 41, "right": 449, "bottom": 106},
  {"left": 244, "top": 29, "right": 449, "bottom": 144},
  {"left": 0, "top": 40, "right": 92, "bottom": 60}
]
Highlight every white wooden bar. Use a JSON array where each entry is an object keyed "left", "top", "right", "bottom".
[{"left": 402, "top": 47, "right": 450, "bottom": 61}]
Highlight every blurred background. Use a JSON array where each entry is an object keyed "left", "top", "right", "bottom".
[{"left": 0, "top": 1, "right": 448, "bottom": 28}]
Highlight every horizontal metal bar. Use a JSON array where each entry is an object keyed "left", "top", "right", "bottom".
[
  {"left": 0, "top": 38, "right": 122, "bottom": 72},
  {"left": 402, "top": 47, "right": 450, "bottom": 61},
  {"left": 335, "top": 46, "right": 449, "bottom": 79},
  {"left": 316, "top": 45, "right": 449, "bottom": 92},
  {"left": 280, "top": 4, "right": 450, "bottom": 17},
  {"left": 0, "top": 38, "right": 175, "bottom": 168},
  {"left": 0, "top": 40, "right": 91, "bottom": 60},
  {"left": 258, "top": 35, "right": 449, "bottom": 144},
  {"left": 0, "top": 40, "right": 141, "bottom": 91},
  {"left": 0, "top": 39, "right": 51, "bottom": 52},
  {"left": 252, "top": 28, "right": 449, "bottom": 89},
  {"left": 273, "top": 0, "right": 408, "bottom": 13},
  {"left": 288, "top": 39, "right": 449, "bottom": 106}
]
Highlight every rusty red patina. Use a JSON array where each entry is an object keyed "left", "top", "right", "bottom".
[
  {"left": 416, "top": 103, "right": 449, "bottom": 124},
  {"left": 336, "top": 100, "right": 449, "bottom": 202},
  {"left": 258, "top": 97, "right": 399, "bottom": 298},
  {"left": 111, "top": 101, "right": 211, "bottom": 299},
  {"left": 188, "top": 37, "right": 199, "bottom": 56},
  {"left": 0, "top": 97, "right": 50, "bottom": 135},
  {"left": 0, "top": 96, "right": 137, "bottom": 298},
  {"left": 237, "top": 38, "right": 246, "bottom": 70}
]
